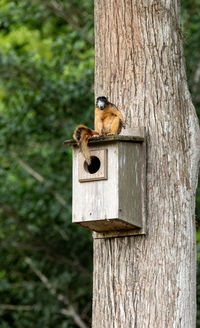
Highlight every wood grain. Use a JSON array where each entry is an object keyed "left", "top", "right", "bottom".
[
  {"left": 93, "top": 0, "right": 200, "bottom": 327},
  {"left": 72, "top": 139, "right": 146, "bottom": 232}
]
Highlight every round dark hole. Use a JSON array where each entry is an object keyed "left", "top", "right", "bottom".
[{"left": 84, "top": 156, "right": 101, "bottom": 174}]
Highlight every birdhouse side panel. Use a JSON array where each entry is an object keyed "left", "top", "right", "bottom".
[{"left": 118, "top": 142, "right": 144, "bottom": 228}]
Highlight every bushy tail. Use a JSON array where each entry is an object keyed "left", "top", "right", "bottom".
[
  {"left": 79, "top": 133, "right": 91, "bottom": 165},
  {"left": 73, "top": 125, "right": 99, "bottom": 165}
]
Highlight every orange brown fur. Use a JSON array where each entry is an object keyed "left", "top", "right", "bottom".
[
  {"left": 73, "top": 125, "right": 99, "bottom": 165},
  {"left": 95, "top": 100, "right": 125, "bottom": 136}
]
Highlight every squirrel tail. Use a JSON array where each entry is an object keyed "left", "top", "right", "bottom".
[{"left": 73, "top": 125, "right": 99, "bottom": 165}]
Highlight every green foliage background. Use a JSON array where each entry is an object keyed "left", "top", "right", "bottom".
[{"left": 0, "top": 0, "right": 199, "bottom": 327}]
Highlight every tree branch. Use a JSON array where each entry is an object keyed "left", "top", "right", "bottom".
[
  {"left": 0, "top": 203, "right": 69, "bottom": 264},
  {"left": 0, "top": 203, "right": 32, "bottom": 236},
  {"left": 0, "top": 203, "right": 91, "bottom": 275},
  {"left": 44, "top": 0, "right": 93, "bottom": 43},
  {"left": 47, "top": 1, "right": 84, "bottom": 27},
  {"left": 11, "top": 152, "right": 67, "bottom": 207},
  {"left": 0, "top": 304, "right": 39, "bottom": 311},
  {"left": 25, "top": 257, "right": 87, "bottom": 328}
]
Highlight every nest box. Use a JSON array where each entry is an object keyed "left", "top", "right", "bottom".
[{"left": 64, "top": 128, "right": 146, "bottom": 238}]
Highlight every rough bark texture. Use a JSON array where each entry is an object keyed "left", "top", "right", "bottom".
[{"left": 93, "top": 1, "right": 200, "bottom": 327}]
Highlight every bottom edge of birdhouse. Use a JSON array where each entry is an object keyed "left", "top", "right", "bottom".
[
  {"left": 73, "top": 218, "right": 145, "bottom": 235},
  {"left": 92, "top": 227, "right": 146, "bottom": 239}
]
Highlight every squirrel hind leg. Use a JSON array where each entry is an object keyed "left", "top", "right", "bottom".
[{"left": 109, "top": 117, "right": 122, "bottom": 135}]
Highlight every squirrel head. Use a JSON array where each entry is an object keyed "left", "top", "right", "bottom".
[{"left": 96, "top": 96, "right": 108, "bottom": 110}]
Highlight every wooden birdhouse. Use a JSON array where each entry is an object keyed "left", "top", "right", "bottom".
[{"left": 64, "top": 128, "right": 146, "bottom": 238}]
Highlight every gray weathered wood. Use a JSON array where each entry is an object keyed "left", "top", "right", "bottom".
[
  {"left": 72, "top": 137, "right": 146, "bottom": 233},
  {"left": 63, "top": 127, "right": 145, "bottom": 147},
  {"left": 78, "top": 149, "right": 108, "bottom": 182},
  {"left": 93, "top": 228, "right": 143, "bottom": 239},
  {"left": 92, "top": 0, "right": 200, "bottom": 327}
]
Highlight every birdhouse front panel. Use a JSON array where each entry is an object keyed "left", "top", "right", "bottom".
[{"left": 73, "top": 143, "right": 119, "bottom": 231}]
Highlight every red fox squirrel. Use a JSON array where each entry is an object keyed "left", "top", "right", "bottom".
[
  {"left": 73, "top": 125, "right": 99, "bottom": 165},
  {"left": 73, "top": 97, "right": 125, "bottom": 165},
  {"left": 95, "top": 96, "right": 125, "bottom": 135}
]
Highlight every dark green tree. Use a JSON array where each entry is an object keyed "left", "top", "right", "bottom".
[
  {"left": 0, "top": 0, "right": 199, "bottom": 327},
  {"left": 0, "top": 1, "right": 94, "bottom": 327}
]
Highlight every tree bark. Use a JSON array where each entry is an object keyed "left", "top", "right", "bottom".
[{"left": 93, "top": 1, "right": 200, "bottom": 327}]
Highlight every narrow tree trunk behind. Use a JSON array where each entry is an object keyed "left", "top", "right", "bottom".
[{"left": 93, "top": 1, "right": 200, "bottom": 327}]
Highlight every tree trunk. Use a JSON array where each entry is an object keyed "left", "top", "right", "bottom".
[{"left": 93, "top": 1, "right": 200, "bottom": 327}]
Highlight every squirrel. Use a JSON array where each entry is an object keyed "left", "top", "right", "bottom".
[
  {"left": 73, "top": 124, "right": 99, "bottom": 165},
  {"left": 73, "top": 97, "right": 125, "bottom": 165},
  {"left": 95, "top": 96, "right": 125, "bottom": 135}
]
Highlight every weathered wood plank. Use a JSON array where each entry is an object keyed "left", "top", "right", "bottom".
[
  {"left": 63, "top": 127, "right": 145, "bottom": 146},
  {"left": 72, "top": 139, "right": 146, "bottom": 233}
]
